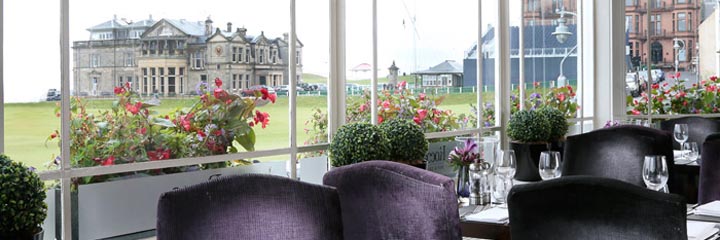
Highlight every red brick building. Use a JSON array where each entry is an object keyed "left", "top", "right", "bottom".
[{"left": 625, "top": 0, "right": 701, "bottom": 71}]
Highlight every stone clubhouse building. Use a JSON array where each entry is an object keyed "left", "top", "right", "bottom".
[{"left": 73, "top": 15, "right": 303, "bottom": 97}]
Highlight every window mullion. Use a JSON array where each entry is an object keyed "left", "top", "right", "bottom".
[
  {"left": 370, "top": 0, "right": 378, "bottom": 125},
  {"left": 289, "top": 0, "right": 298, "bottom": 179},
  {"left": 60, "top": 0, "right": 73, "bottom": 239},
  {"left": 0, "top": 0, "right": 4, "bottom": 153}
]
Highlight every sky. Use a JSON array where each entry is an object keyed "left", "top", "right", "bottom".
[{"left": 3, "top": 0, "right": 522, "bottom": 103}]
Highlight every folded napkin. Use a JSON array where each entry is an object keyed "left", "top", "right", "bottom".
[
  {"left": 695, "top": 201, "right": 720, "bottom": 217},
  {"left": 687, "top": 220, "right": 719, "bottom": 240},
  {"left": 464, "top": 207, "right": 509, "bottom": 223}
]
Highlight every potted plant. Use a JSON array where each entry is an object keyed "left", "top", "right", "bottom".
[
  {"left": 507, "top": 109, "right": 551, "bottom": 181},
  {"left": 329, "top": 123, "right": 390, "bottom": 167},
  {"left": 538, "top": 107, "right": 569, "bottom": 150},
  {"left": 0, "top": 154, "right": 47, "bottom": 240},
  {"left": 379, "top": 119, "right": 429, "bottom": 168}
]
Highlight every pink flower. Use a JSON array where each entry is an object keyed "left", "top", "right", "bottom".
[
  {"left": 214, "top": 77, "right": 223, "bottom": 87},
  {"left": 413, "top": 117, "right": 422, "bottom": 125},
  {"left": 631, "top": 109, "right": 641, "bottom": 115},
  {"left": 125, "top": 102, "right": 142, "bottom": 115},
  {"left": 378, "top": 115, "right": 384, "bottom": 124},
  {"left": 101, "top": 156, "right": 115, "bottom": 166},
  {"left": 557, "top": 93, "right": 566, "bottom": 102},
  {"left": 114, "top": 87, "right": 125, "bottom": 95},
  {"left": 214, "top": 88, "right": 227, "bottom": 99},
  {"left": 419, "top": 93, "right": 426, "bottom": 101},
  {"left": 417, "top": 109, "right": 428, "bottom": 120},
  {"left": 359, "top": 104, "right": 367, "bottom": 112},
  {"left": 382, "top": 100, "right": 391, "bottom": 109},
  {"left": 397, "top": 81, "right": 407, "bottom": 89},
  {"left": 136, "top": 128, "right": 147, "bottom": 135},
  {"left": 711, "top": 76, "right": 718, "bottom": 82}
]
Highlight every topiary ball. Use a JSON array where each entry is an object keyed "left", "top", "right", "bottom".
[
  {"left": 537, "top": 107, "right": 569, "bottom": 142},
  {"left": 507, "top": 110, "right": 550, "bottom": 143},
  {"left": 329, "top": 123, "right": 390, "bottom": 167},
  {"left": 0, "top": 155, "right": 47, "bottom": 238},
  {"left": 380, "top": 119, "right": 428, "bottom": 163}
]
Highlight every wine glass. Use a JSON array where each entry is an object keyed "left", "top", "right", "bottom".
[
  {"left": 642, "top": 155, "right": 669, "bottom": 191},
  {"left": 673, "top": 124, "right": 689, "bottom": 158},
  {"left": 494, "top": 150, "right": 517, "bottom": 203},
  {"left": 496, "top": 150, "right": 517, "bottom": 179},
  {"left": 683, "top": 142, "right": 699, "bottom": 162},
  {"left": 538, "top": 151, "right": 562, "bottom": 180}
]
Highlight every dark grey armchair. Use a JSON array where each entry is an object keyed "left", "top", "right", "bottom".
[
  {"left": 323, "top": 160, "right": 462, "bottom": 240},
  {"left": 699, "top": 133, "right": 720, "bottom": 204},
  {"left": 156, "top": 174, "right": 343, "bottom": 240},
  {"left": 562, "top": 125, "right": 677, "bottom": 191},
  {"left": 660, "top": 116, "right": 720, "bottom": 152},
  {"left": 508, "top": 176, "right": 687, "bottom": 240}
]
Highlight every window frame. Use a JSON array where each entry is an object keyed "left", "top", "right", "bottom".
[{"left": 0, "top": 0, "right": 601, "bottom": 238}]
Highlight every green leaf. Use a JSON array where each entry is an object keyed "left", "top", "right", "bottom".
[
  {"left": 235, "top": 128, "right": 256, "bottom": 152},
  {"left": 150, "top": 117, "right": 175, "bottom": 128}
]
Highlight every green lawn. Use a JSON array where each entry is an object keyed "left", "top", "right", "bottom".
[{"left": 4, "top": 93, "right": 480, "bottom": 170}]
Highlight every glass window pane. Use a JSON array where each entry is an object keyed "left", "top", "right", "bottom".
[
  {"left": 66, "top": 0, "right": 290, "bottom": 171},
  {"left": 3, "top": 0, "right": 61, "bottom": 172}
]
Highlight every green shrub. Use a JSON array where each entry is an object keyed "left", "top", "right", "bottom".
[
  {"left": 537, "top": 107, "right": 569, "bottom": 141},
  {"left": 329, "top": 123, "right": 390, "bottom": 167},
  {"left": 0, "top": 155, "right": 47, "bottom": 238},
  {"left": 380, "top": 119, "right": 428, "bottom": 162},
  {"left": 507, "top": 110, "right": 550, "bottom": 143}
]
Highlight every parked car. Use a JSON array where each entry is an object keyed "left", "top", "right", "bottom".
[
  {"left": 241, "top": 85, "right": 276, "bottom": 97},
  {"left": 638, "top": 69, "right": 665, "bottom": 84},
  {"left": 626, "top": 72, "right": 641, "bottom": 97},
  {"left": 46, "top": 89, "right": 61, "bottom": 101}
]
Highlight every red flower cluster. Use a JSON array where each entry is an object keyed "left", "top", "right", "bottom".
[
  {"left": 114, "top": 87, "right": 126, "bottom": 95},
  {"left": 254, "top": 110, "right": 270, "bottom": 128},
  {"left": 125, "top": 102, "right": 142, "bottom": 115},
  {"left": 147, "top": 149, "right": 171, "bottom": 161},
  {"left": 260, "top": 88, "right": 277, "bottom": 103}
]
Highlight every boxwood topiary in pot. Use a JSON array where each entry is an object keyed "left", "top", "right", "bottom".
[
  {"left": 379, "top": 119, "right": 429, "bottom": 167},
  {"left": 0, "top": 155, "right": 47, "bottom": 239},
  {"left": 537, "top": 107, "right": 569, "bottom": 142},
  {"left": 537, "top": 107, "right": 569, "bottom": 152},
  {"left": 329, "top": 123, "right": 390, "bottom": 167},
  {"left": 507, "top": 110, "right": 550, "bottom": 181}
]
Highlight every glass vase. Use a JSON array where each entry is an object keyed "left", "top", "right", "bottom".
[{"left": 456, "top": 165, "right": 470, "bottom": 198}]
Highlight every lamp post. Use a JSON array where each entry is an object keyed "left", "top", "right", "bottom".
[
  {"left": 551, "top": 8, "right": 576, "bottom": 86},
  {"left": 673, "top": 38, "right": 685, "bottom": 76}
]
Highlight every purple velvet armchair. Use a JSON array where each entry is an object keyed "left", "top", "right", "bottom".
[
  {"left": 323, "top": 160, "right": 462, "bottom": 240},
  {"left": 156, "top": 174, "right": 343, "bottom": 240}
]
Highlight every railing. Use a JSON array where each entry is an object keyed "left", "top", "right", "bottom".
[{"left": 73, "top": 39, "right": 143, "bottom": 48}]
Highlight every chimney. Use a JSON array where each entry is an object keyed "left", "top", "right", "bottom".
[
  {"left": 283, "top": 33, "right": 289, "bottom": 41},
  {"left": 205, "top": 16, "right": 214, "bottom": 36},
  {"left": 237, "top": 27, "right": 247, "bottom": 37},
  {"left": 227, "top": 22, "right": 232, "bottom": 32}
]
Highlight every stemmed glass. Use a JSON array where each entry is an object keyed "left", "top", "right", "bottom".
[
  {"left": 642, "top": 155, "right": 669, "bottom": 191},
  {"left": 674, "top": 124, "right": 689, "bottom": 159},
  {"left": 539, "top": 151, "right": 562, "bottom": 180},
  {"left": 494, "top": 150, "right": 517, "bottom": 203}
]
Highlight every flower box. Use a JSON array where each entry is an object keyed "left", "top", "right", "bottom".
[{"left": 53, "top": 161, "right": 287, "bottom": 240}]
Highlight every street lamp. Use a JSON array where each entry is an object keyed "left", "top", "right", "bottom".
[
  {"left": 673, "top": 38, "right": 686, "bottom": 76},
  {"left": 552, "top": 8, "right": 577, "bottom": 86}
]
